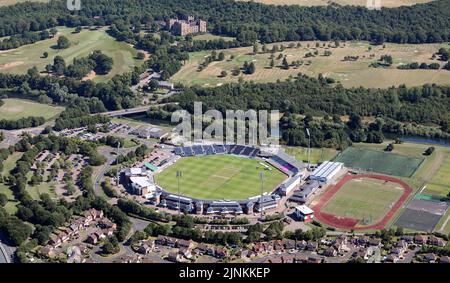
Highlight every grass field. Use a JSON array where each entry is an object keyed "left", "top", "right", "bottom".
[
  {"left": 334, "top": 147, "right": 424, "bottom": 177},
  {"left": 193, "top": 33, "right": 235, "bottom": 42},
  {"left": 0, "top": 27, "right": 143, "bottom": 82},
  {"left": 320, "top": 177, "right": 405, "bottom": 225},
  {"left": 0, "top": 152, "right": 22, "bottom": 214},
  {"left": 236, "top": 0, "right": 434, "bottom": 7},
  {"left": 0, "top": 0, "right": 49, "bottom": 6},
  {"left": 171, "top": 41, "right": 450, "bottom": 88},
  {"left": 283, "top": 146, "right": 338, "bottom": 164},
  {"left": 0, "top": 98, "right": 64, "bottom": 121},
  {"left": 155, "top": 155, "right": 287, "bottom": 200},
  {"left": 424, "top": 153, "right": 450, "bottom": 198}
]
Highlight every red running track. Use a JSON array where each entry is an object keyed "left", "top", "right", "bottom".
[{"left": 312, "top": 174, "right": 413, "bottom": 230}]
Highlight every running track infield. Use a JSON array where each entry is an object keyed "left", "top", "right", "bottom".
[{"left": 312, "top": 174, "right": 413, "bottom": 230}]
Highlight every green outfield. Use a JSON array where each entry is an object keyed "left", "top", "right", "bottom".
[
  {"left": 0, "top": 98, "right": 64, "bottom": 121},
  {"left": 321, "top": 178, "right": 405, "bottom": 225},
  {"left": 334, "top": 147, "right": 424, "bottom": 177},
  {"left": 155, "top": 155, "right": 287, "bottom": 200}
]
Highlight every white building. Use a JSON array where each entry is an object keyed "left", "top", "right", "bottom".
[
  {"left": 295, "top": 205, "right": 314, "bottom": 222},
  {"left": 279, "top": 174, "right": 302, "bottom": 196},
  {"left": 309, "top": 161, "right": 344, "bottom": 183},
  {"left": 130, "top": 176, "right": 156, "bottom": 198}
]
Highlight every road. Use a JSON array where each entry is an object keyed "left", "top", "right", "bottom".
[
  {"left": 0, "top": 232, "right": 16, "bottom": 263},
  {"left": 98, "top": 102, "right": 179, "bottom": 118}
]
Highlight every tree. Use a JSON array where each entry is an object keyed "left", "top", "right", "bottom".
[
  {"left": 147, "top": 79, "right": 159, "bottom": 92},
  {"left": 270, "top": 58, "right": 275, "bottom": 68},
  {"left": 253, "top": 43, "right": 259, "bottom": 54},
  {"left": 282, "top": 57, "right": 289, "bottom": 70},
  {"left": 74, "top": 26, "right": 82, "bottom": 33},
  {"left": 0, "top": 193, "right": 7, "bottom": 207},
  {"left": 220, "top": 70, "right": 227, "bottom": 77},
  {"left": 218, "top": 52, "right": 225, "bottom": 61},
  {"left": 57, "top": 36, "right": 70, "bottom": 49},
  {"left": 49, "top": 28, "right": 58, "bottom": 37},
  {"left": 136, "top": 52, "right": 145, "bottom": 60},
  {"left": 42, "top": 51, "right": 48, "bottom": 58}
]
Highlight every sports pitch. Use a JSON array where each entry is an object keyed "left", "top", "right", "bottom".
[
  {"left": 320, "top": 177, "right": 405, "bottom": 226},
  {"left": 155, "top": 155, "right": 287, "bottom": 200},
  {"left": 333, "top": 147, "right": 424, "bottom": 177}
]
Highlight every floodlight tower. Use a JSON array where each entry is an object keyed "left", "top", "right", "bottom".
[
  {"left": 306, "top": 128, "right": 311, "bottom": 170},
  {"left": 116, "top": 141, "right": 121, "bottom": 186},
  {"left": 176, "top": 170, "right": 182, "bottom": 216},
  {"left": 259, "top": 171, "right": 265, "bottom": 219}
]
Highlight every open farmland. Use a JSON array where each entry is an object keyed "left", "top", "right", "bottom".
[
  {"left": 0, "top": 98, "right": 64, "bottom": 121},
  {"left": 236, "top": 0, "right": 434, "bottom": 7},
  {"left": 0, "top": 27, "right": 143, "bottom": 82},
  {"left": 156, "top": 155, "right": 287, "bottom": 200},
  {"left": 171, "top": 41, "right": 450, "bottom": 88}
]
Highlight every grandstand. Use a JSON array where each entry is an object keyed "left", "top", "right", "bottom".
[
  {"left": 173, "top": 144, "right": 261, "bottom": 159},
  {"left": 160, "top": 194, "right": 195, "bottom": 213},
  {"left": 268, "top": 150, "right": 306, "bottom": 176},
  {"left": 206, "top": 201, "right": 243, "bottom": 214}
]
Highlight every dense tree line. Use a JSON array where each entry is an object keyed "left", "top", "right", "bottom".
[
  {"left": 0, "top": 0, "right": 449, "bottom": 45},
  {"left": 0, "top": 116, "right": 45, "bottom": 130},
  {"left": 0, "top": 29, "right": 53, "bottom": 50}
]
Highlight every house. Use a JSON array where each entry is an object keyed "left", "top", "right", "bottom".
[
  {"left": 236, "top": 249, "right": 249, "bottom": 259},
  {"left": 306, "top": 242, "right": 318, "bottom": 251},
  {"left": 423, "top": 253, "right": 437, "bottom": 263},
  {"left": 69, "top": 223, "right": 81, "bottom": 235},
  {"left": 167, "top": 251, "right": 184, "bottom": 263},
  {"left": 414, "top": 235, "right": 427, "bottom": 245},
  {"left": 401, "top": 235, "right": 414, "bottom": 243},
  {"left": 284, "top": 239, "right": 296, "bottom": 250},
  {"left": 138, "top": 241, "right": 154, "bottom": 255},
  {"left": 49, "top": 234, "right": 62, "bottom": 248},
  {"left": 156, "top": 235, "right": 178, "bottom": 247},
  {"left": 99, "top": 219, "right": 117, "bottom": 230},
  {"left": 58, "top": 231, "right": 70, "bottom": 243},
  {"left": 89, "top": 208, "right": 104, "bottom": 220},
  {"left": 40, "top": 246, "right": 54, "bottom": 258},
  {"left": 368, "top": 238, "right": 381, "bottom": 247},
  {"left": 272, "top": 240, "right": 284, "bottom": 252},
  {"left": 103, "top": 228, "right": 115, "bottom": 237},
  {"left": 439, "top": 256, "right": 450, "bottom": 264},
  {"left": 353, "top": 236, "right": 369, "bottom": 246},
  {"left": 94, "top": 230, "right": 106, "bottom": 240},
  {"left": 194, "top": 243, "right": 209, "bottom": 255},
  {"left": 296, "top": 240, "right": 307, "bottom": 250},
  {"left": 385, "top": 254, "right": 399, "bottom": 263},
  {"left": 307, "top": 256, "right": 323, "bottom": 263},
  {"left": 180, "top": 247, "right": 193, "bottom": 259},
  {"left": 394, "top": 240, "right": 408, "bottom": 254},
  {"left": 177, "top": 239, "right": 194, "bottom": 250},
  {"left": 324, "top": 247, "right": 337, "bottom": 257},
  {"left": 215, "top": 247, "right": 229, "bottom": 258},
  {"left": 354, "top": 248, "right": 370, "bottom": 260},
  {"left": 428, "top": 236, "right": 445, "bottom": 247},
  {"left": 86, "top": 234, "right": 98, "bottom": 245}
]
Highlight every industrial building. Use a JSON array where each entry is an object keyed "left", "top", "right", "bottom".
[
  {"left": 129, "top": 176, "right": 156, "bottom": 197},
  {"left": 309, "top": 161, "right": 344, "bottom": 183}
]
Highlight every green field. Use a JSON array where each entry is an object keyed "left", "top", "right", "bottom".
[
  {"left": 0, "top": 0, "right": 49, "bottom": 6},
  {"left": 171, "top": 41, "right": 450, "bottom": 88},
  {"left": 0, "top": 152, "right": 22, "bottom": 214},
  {"left": 321, "top": 178, "right": 405, "bottom": 225},
  {"left": 0, "top": 98, "right": 64, "bottom": 121},
  {"left": 424, "top": 153, "right": 450, "bottom": 198},
  {"left": 0, "top": 27, "right": 143, "bottom": 82},
  {"left": 284, "top": 146, "right": 338, "bottom": 164},
  {"left": 155, "top": 155, "right": 287, "bottom": 200},
  {"left": 334, "top": 147, "right": 424, "bottom": 177}
]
